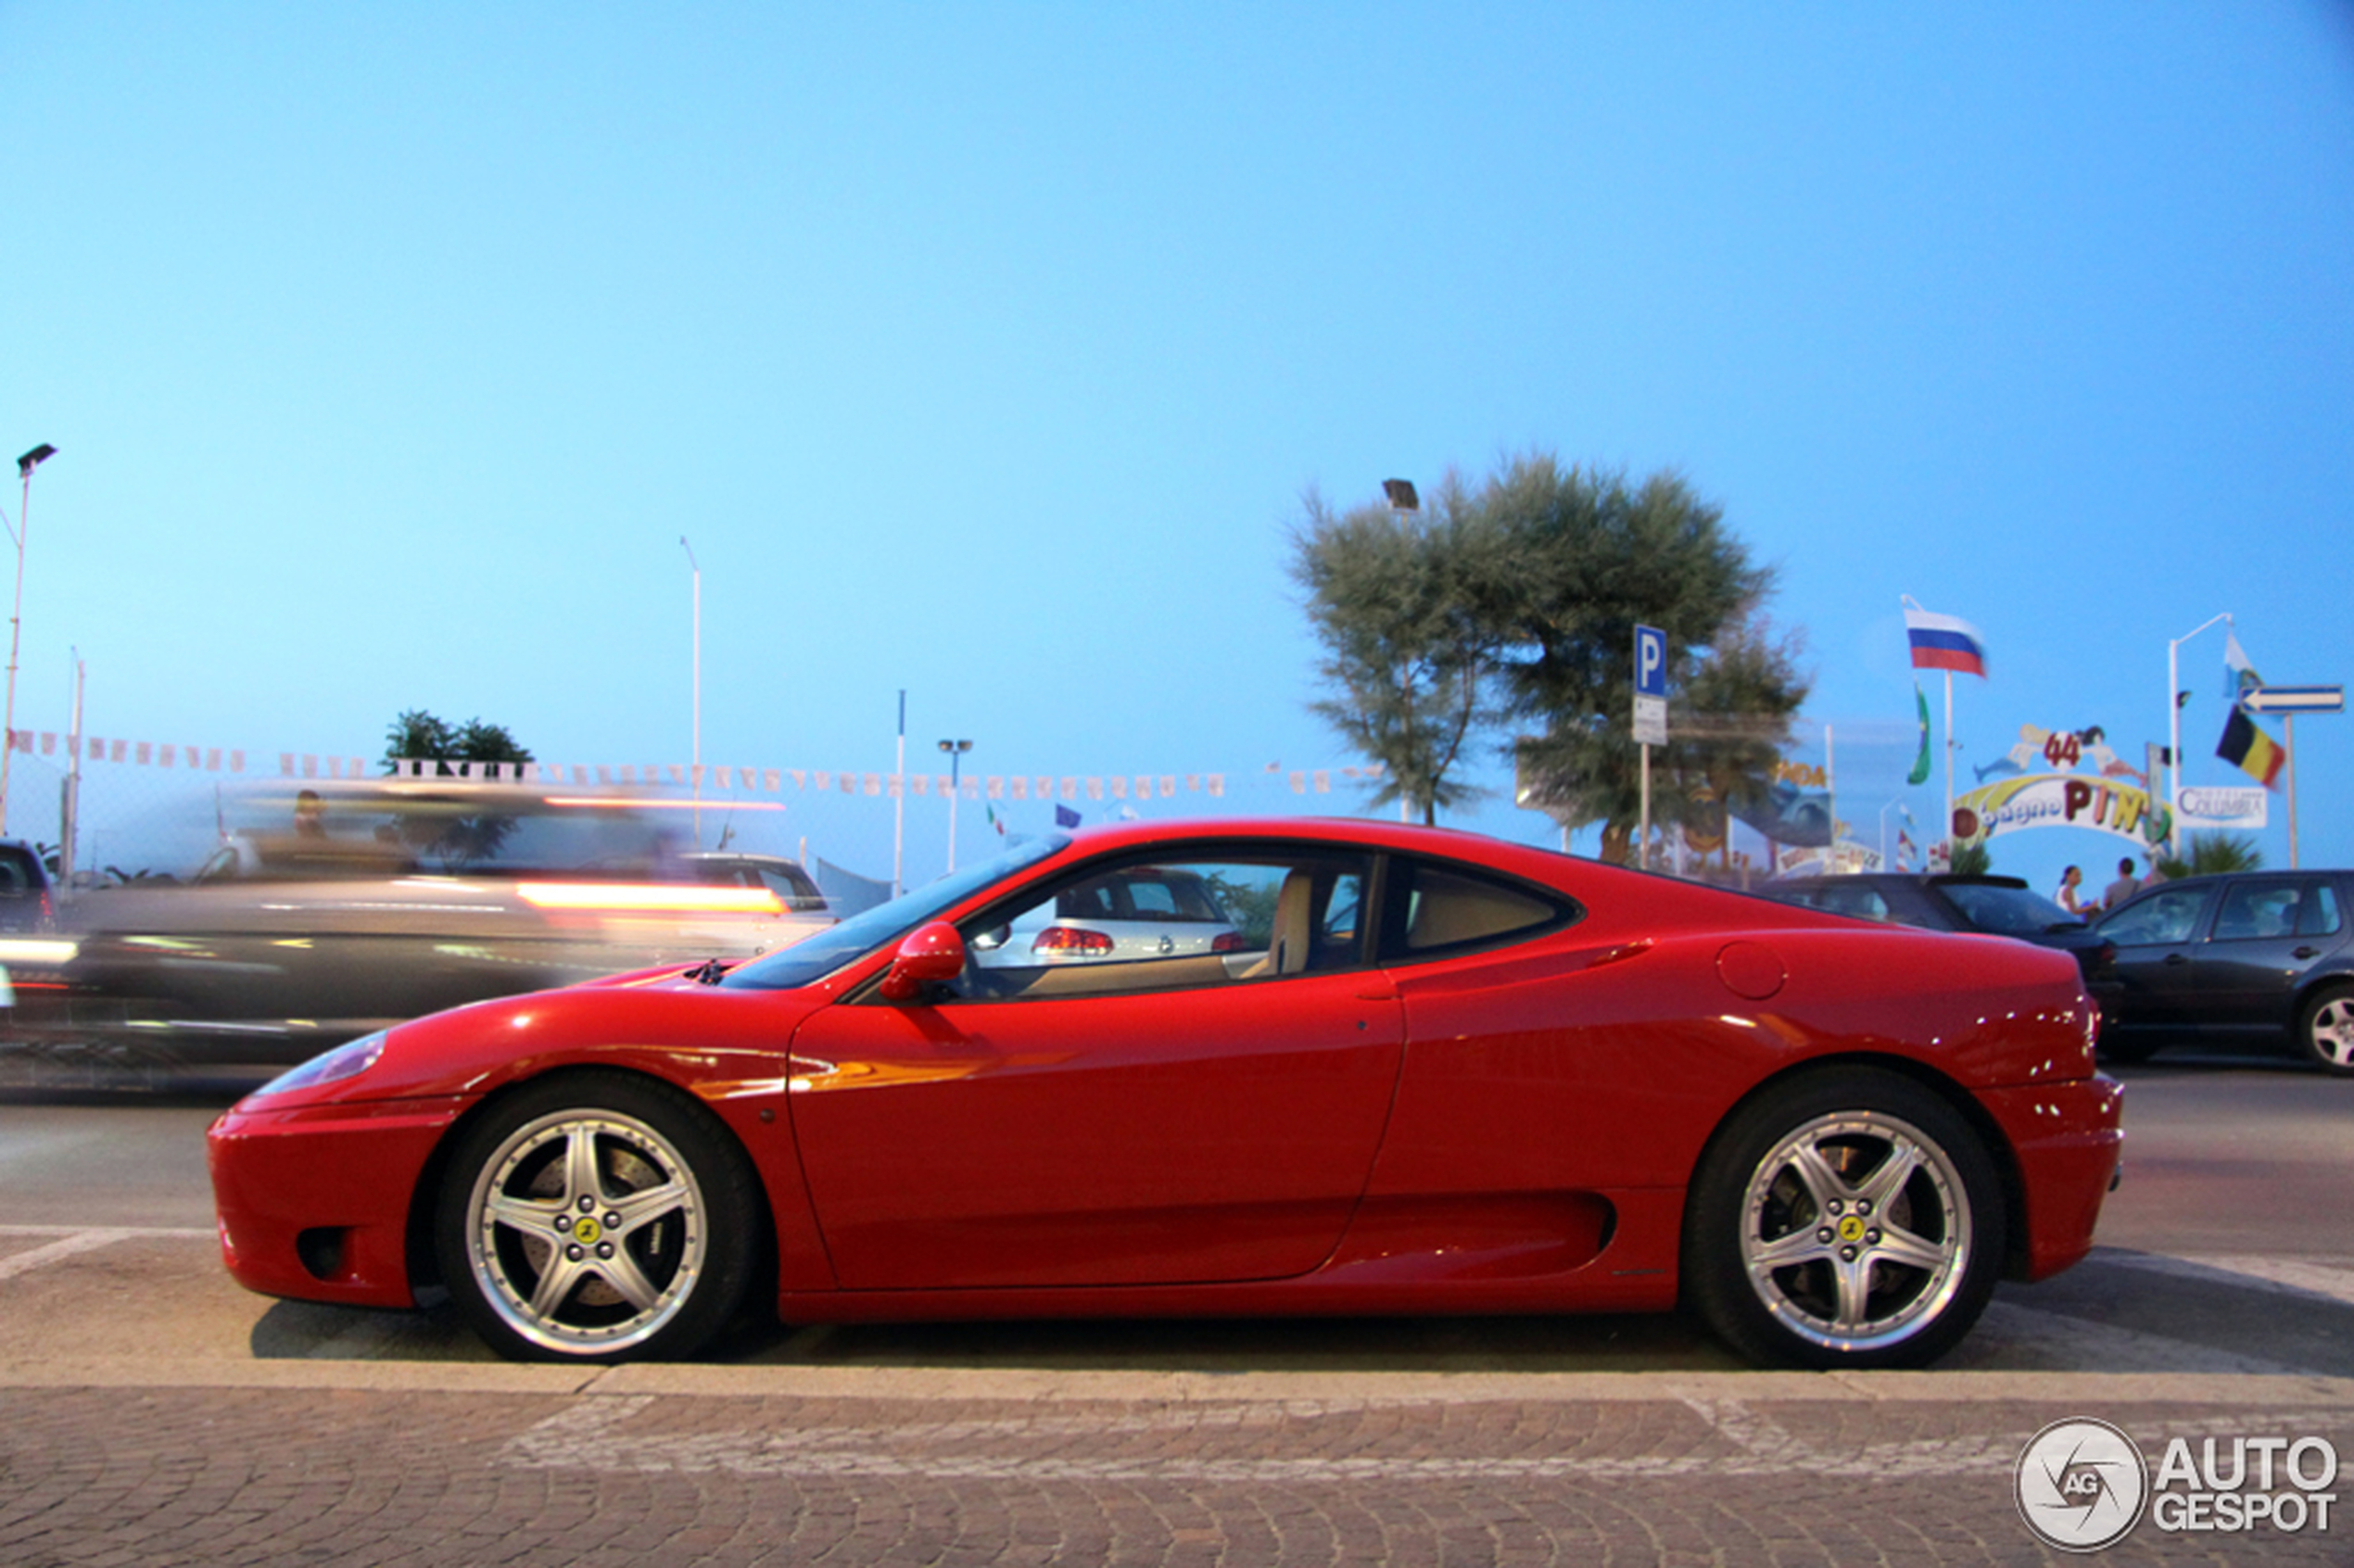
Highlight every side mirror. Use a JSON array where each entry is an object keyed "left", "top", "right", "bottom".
[{"left": 879, "top": 921, "right": 967, "bottom": 1002}]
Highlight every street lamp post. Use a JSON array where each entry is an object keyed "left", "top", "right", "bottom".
[
  {"left": 2166, "top": 611, "right": 2233, "bottom": 861},
  {"left": 4, "top": 445, "right": 57, "bottom": 838},
  {"left": 680, "top": 537, "right": 702, "bottom": 845},
  {"left": 1383, "top": 478, "right": 1420, "bottom": 825},
  {"left": 938, "top": 738, "right": 972, "bottom": 872}
]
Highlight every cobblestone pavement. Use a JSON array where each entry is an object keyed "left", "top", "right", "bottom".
[{"left": 4, "top": 1370, "right": 2351, "bottom": 1566}]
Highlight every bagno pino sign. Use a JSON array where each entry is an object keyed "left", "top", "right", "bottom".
[
  {"left": 1952, "top": 720, "right": 2179, "bottom": 849},
  {"left": 1953, "top": 772, "right": 2170, "bottom": 849}
]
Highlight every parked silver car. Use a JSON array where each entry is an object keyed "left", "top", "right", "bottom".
[{"left": 970, "top": 863, "right": 1244, "bottom": 967}]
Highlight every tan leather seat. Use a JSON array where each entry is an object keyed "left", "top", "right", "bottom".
[{"left": 1240, "top": 870, "right": 1317, "bottom": 979}]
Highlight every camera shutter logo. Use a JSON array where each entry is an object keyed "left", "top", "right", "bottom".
[{"left": 2018, "top": 1419, "right": 2148, "bottom": 1552}]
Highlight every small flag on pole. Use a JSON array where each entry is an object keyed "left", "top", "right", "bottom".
[
  {"left": 1906, "top": 684, "right": 1932, "bottom": 785},
  {"left": 1902, "top": 602, "right": 1989, "bottom": 677},
  {"left": 1054, "top": 803, "right": 1082, "bottom": 829},
  {"left": 2224, "top": 632, "right": 2263, "bottom": 701},
  {"left": 2216, "top": 707, "right": 2285, "bottom": 789}
]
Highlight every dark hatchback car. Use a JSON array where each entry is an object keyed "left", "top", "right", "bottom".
[
  {"left": 1760, "top": 874, "right": 2112, "bottom": 973},
  {"left": 2086, "top": 870, "right": 2354, "bottom": 1074}
]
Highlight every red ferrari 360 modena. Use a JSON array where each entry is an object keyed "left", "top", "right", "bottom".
[{"left": 208, "top": 818, "right": 2122, "bottom": 1370}]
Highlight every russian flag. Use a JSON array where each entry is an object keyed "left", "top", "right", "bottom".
[{"left": 1903, "top": 603, "right": 1989, "bottom": 677}]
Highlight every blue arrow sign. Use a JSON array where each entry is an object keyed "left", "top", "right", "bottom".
[{"left": 2241, "top": 685, "right": 2345, "bottom": 715}]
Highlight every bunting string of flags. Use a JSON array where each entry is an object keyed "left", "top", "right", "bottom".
[{"left": 0, "top": 729, "right": 1388, "bottom": 802}]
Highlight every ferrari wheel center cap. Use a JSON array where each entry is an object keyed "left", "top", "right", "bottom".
[
  {"left": 1837, "top": 1215, "right": 1867, "bottom": 1245},
  {"left": 572, "top": 1217, "right": 603, "bottom": 1245}
]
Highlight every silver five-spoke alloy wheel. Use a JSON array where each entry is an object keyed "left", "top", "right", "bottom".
[
  {"left": 1684, "top": 1068, "right": 2004, "bottom": 1370},
  {"left": 437, "top": 1071, "right": 760, "bottom": 1362},
  {"left": 463, "top": 1106, "right": 708, "bottom": 1355},
  {"left": 1738, "top": 1110, "right": 1969, "bottom": 1353}
]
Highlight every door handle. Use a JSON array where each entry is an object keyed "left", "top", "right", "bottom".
[
  {"left": 2163, "top": 953, "right": 2189, "bottom": 965},
  {"left": 2294, "top": 946, "right": 2320, "bottom": 960}
]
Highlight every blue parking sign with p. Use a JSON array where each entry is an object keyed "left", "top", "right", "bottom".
[{"left": 1635, "top": 625, "right": 1667, "bottom": 698}]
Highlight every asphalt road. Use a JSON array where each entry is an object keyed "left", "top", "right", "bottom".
[{"left": 2, "top": 1057, "right": 2350, "bottom": 1564}]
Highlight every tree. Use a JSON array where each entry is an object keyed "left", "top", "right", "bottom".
[
  {"left": 2155, "top": 832, "right": 2262, "bottom": 879},
  {"left": 1663, "top": 613, "right": 1812, "bottom": 869},
  {"left": 1481, "top": 456, "right": 1802, "bottom": 862},
  {"left": 381, "top": 709, "right": 538, "bottom": 870},
  {"left": 384, "top": 710, "right": 535, "bottom": 777},
  {"left": 1290, "top": 475, "right": 1508, "bottom": 824}
]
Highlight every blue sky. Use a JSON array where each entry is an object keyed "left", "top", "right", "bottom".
[{"left": 4, "top": 3, "right": 2349, "bottom": 893}]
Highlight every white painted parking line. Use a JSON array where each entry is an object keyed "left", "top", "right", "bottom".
[
  {"left": 2106, "top": 1252, "right": 2354, "bottom": 1309},
  {"left": 1975, "top": 1300, "right": 2308, "bottom": 1375},
  {"left": 0, "top": 1224, "right": 214, "bottom": 1283}
]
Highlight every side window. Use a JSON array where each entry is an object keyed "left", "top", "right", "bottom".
[
  {"left": 2301, "top": 884, "right": 2344, "bottom": 939},
  {"left": 2098, "top": 885, "right": 2213, "bottom": 947},
  {"left": 1380, "top": 860, "right": 1573, "bottom": 960},
  {"left": 956, "top": 851, "right": 1369, "bottom": 1001},
  {"left": 2212, "top": 882, "right": 2302, "bottom": 942}
]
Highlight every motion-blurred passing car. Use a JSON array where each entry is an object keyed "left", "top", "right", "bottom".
[
  {"left": 11, "top": 781, "right": 833, "bottom": 1066},
  {"left": 209, "top": 817, "right": 2120, "bottom": 1372},
  {"left": 2086, "top": 869, "right": 2354, "bottom": 1073}
]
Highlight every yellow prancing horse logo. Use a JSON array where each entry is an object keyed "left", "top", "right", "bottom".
[{"left": 1837, "top": 1215, "right": 1867, "bottom": 1244}]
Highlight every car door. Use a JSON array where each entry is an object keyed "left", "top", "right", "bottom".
[
  {"left": 2094, "top": 881, "right": 2221, "bottom": 1034},
  {"left": 2188, "top": 877, "right": 2349, "bottom": 1038},
  {"left": 785, "top": 847, "right": 1403, "bottom": 1290}
]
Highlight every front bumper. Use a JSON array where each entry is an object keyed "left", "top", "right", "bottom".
[{"left": 208, "top": 1094, "right": 469, "bottom": 1308}]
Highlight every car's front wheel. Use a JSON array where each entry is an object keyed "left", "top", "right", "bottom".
[
  {"left": 2297, "top": 986, "right": 2354, "bottom": 1077},
  {"left": 434, "top": 1070, "right": 762, "bottom": 1362},
  {"left": 1683, "top": 1069, "right": 2006, "bottom": 1370}
]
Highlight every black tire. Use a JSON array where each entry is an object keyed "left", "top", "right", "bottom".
[
  {"left": 1683, "top": 1068, "right": 2006, "bottom": 1371},
  {"left": 433, "top": 1070, "right": 763, "bottom": 1362},
  {"left": 2297, "top": 986, "right": 2354, "bottom": 1077}
]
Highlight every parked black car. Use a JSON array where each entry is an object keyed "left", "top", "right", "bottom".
[
  {"left": 2086, "top": 870, "right": 2354, "bottom": 1074},
  {"left": 1760, "top": 873, "right": 2113, "bottom": 973}
]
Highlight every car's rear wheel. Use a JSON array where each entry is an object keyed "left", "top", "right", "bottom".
[
  {"left": 1683, "top": 1068, "right": 2005, "bottom": 1370},
  {"left": 2297, "top": 986, "right": 2354, "bottom": 1077},
  {"left": 434, "top": 1071, "right": 761, "bottom": 1362}
]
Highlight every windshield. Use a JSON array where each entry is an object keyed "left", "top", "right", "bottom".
[
  {"left": 1941, "top": 880, "right": 2082, "bottom": 935},
  {"left": 720, "top": 835, "right": 1069, "bottom": 992}
]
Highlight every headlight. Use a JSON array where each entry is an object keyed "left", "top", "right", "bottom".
[{"left": 250, "top": 1031, "right": 387, "bottom": 1099}]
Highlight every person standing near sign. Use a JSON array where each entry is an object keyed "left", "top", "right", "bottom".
[
  {"left": 2101, "top": 857, "right": 2139, "bottom": 909},
  {"left": 2057, "top": 865, "right": 2087, "bottom": 916}
]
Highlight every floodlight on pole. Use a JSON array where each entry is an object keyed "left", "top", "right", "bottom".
[
  {"left": 938, "top": 738, "right": 973, "bottom": 872},
  {"left": 3, "top": 445, "right": 57, "bottom": 837}
]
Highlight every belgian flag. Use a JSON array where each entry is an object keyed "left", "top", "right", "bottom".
[{"left": 2216, "top": 707, "right": 2285, "bottom": 789}]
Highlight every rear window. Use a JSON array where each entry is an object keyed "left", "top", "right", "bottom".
[{"left": 1941, "top": 881, "right": 2079, "bottom": 936}]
